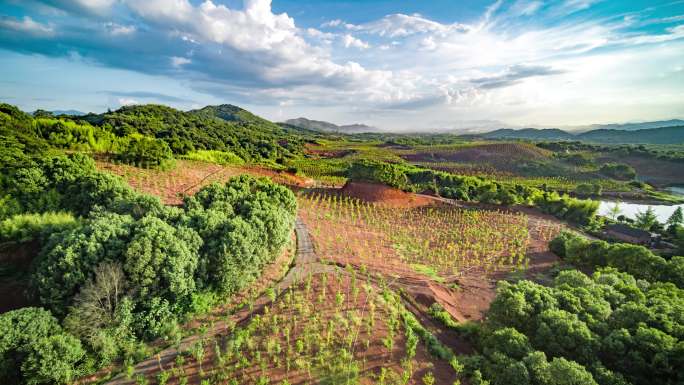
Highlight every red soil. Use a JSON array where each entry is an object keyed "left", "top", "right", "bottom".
[{"left": 340, "top": 181, "right": 435, "bottom": 208}]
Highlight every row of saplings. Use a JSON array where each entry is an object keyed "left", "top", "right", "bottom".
[
  {"left": 451, "top": 231, "right": 683, "bottom": 385},
  {"left": 0, "top": 154, "right": 297, "bottom": 384}
]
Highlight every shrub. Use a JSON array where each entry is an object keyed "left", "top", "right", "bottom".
[
  {"left": 0, "top": 212, "right": 78, "bottom": 243},
  {"left": 115, "top": 136, "right": 174, "bottom": 168},
  {"left": 600, "top": 163, "right": 636, "bottom": 181},
  {"left": 0, "top": 307, "right": 85, "bottom": 385},
  {"left": 182, "top": 150, "right": 244, "bottom": 165}
]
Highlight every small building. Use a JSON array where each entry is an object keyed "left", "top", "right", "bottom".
[{"left": 603, "top": 224, "right": 659, "bottom": 247}]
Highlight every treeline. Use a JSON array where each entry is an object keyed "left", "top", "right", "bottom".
[
  {"left": 0, "top": 153, "right": 297, "bottom": 384},
  {"left": 537, "top": 141, "right": 684, "bottom": 164},
  {"left": 550, "top": 231, "right": 684, "bottom": 287},
  {"left": 1, "top": 103, "right": 303, "bottom": 168},
  {"left": 348, "top": 160, "right": 599, "bottom": 225}
]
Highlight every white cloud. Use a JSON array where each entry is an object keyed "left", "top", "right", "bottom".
[
  {"left": 342, "top": 34, "right": 370, "bottom": 49},
  {"left": 0, "top": 16, "right": 54, "bottom": 36},
  {"left": 510, "top": 0, "right": 543, "bottom": 16},
  {"left": 321, "top": 19, "right": 344, "bottom": 28},
  {"left": 124, "top": 0, "right": 194, "bottom": 23},
  {"left": 625, "top": 24, "right": 684, "bottom": 44},
  {"left": 353, "top": 13, "right": 467, "bottom": 37},
  {"left": 104, "top": 22, "right": 136, "bottom": 36},
  {"left": 171, "top": 56, "right": 191, "bottom": 68}
]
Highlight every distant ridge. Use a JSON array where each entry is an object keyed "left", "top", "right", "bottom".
[
  {"left": 482, "top": 125, "right": 684, "bottom": 144},
  {"left": 31, "top": 109, "right": 86, "bottom": 116},
  {"left": 577, "top": 119, "right": 684, "bottom": 132},
  {"left": 283, "top": 117, "right": 378, "bottom": 133}
]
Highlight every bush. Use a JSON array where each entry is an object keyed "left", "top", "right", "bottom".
[
  {"left": 32, "top": 212, "right": 135, "bottom": 314},
  {"left": 600, "top": 163, "right": 636, "bottom": 181},
  {"left": 549, "top": 232, "right": 683, "bottom": 285},
  {"left": 182, "top": 150, "right": 244, "bottom": 165},
  {"left": 123, "top": 216, "right": 202, "bottom": 302},
  {"left": 21, "top": 334, "right": 85, "bottom": 385},
  {"left": 0, "top": 307, "right": 84, "bottom": 385},
  {"left": 0, "top": 212, "right": 78, "bottom": 243},
  {"left": 115, "top": 135, "right": 174, "bottom": 168}
]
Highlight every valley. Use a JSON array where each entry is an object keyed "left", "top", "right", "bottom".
[{"left": 1, "top": 102, "right": 683, "bottom": 385}]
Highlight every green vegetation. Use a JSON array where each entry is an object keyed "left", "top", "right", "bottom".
[
  {"left": 2, "top": 101, "right": 683, "bottom": 385},
  {"left": 0, "top": 153, "right": 296, "bottom": 384},
  {"left": 1, "top": 102, "right": 302, "bottom": 169},
  {"left": 550, "top": 231, "right": 684, "bottom": 286},
  {"left": 348, "top": 160, "right": 599, "bottom": 225},
  {"left": 461, "top": 267, "right": 683, "bottom": 385}
]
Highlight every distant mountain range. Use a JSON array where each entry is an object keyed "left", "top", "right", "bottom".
[
  {"left": 482, "top": 125, "right": 684, "bottom": 144},
  {"left": 572, "top": 119, "right": 684, "bottom": 132},
  {"left": 282, "top": 117, "right": 378, "bottom": 133},
  {"left": 30, "top": 109, "right": 87, "bottom": 116}
]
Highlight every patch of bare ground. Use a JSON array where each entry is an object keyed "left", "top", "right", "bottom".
[
  {"left": 340, "top": 181, "right": 436, "bottom": 208},
  {"left": 402, "top": 143, "right": 550, "bottom": 165}
]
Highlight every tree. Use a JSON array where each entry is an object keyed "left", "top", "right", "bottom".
[
  {"left": 634, "top": 207, "right": 658, "bottom": 231},
  {"left": 0, "top": 308, "right": 62, "bottom": 381},
  {"left": 20, "top": 334, "right": 85, "bottom": 385},
  {"left": 32, "top": 212, "right": 135, "bottom": 314},
  {"left": 607, "top": 201, "right": 622, "bottom": 221},
  {"left": 64, "top": 262, "right": 128, "bottom": 339},
  {"left": 123, "top": 216, "right": 202, "bottom": 302},
  {"left": 666, "top": 207, "right": 683, "bottom": 234},
  {"left": 599, "top": 163, "right": 637, "bottom": 180}
]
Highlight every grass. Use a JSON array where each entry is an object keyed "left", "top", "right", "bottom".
[{"left": 409, "top": 263, "right": 446, "bottom": 283}]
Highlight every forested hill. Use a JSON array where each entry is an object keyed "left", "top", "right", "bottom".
[
  {"left": 1, "top": 102, "right": 303, "bottom": 167},
  {"left": 189, "top": 104, "right": 282, "bottom": 132},
  {"left": 483, "top": 125, "right": 684, "bottom": 144}
]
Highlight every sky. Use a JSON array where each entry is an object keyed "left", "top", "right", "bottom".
[{"left": 0, "top": 0, "right": 683, "bottom": 131}]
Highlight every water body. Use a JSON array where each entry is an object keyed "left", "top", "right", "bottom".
[{"left": 598, "top": 201, "right": 683, "bottom": 222}]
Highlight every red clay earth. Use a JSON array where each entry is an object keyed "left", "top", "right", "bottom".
[{"left": 340, "top": 181, "right": 435, "bottom": 208}]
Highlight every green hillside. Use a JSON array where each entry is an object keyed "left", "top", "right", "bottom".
[{"left": 0, "top": 103, "right": 303, "bottom": 168}]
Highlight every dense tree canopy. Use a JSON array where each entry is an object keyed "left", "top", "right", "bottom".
[
  {"left": 0, "top": 152, "right": 297, "bottom": 384},
  {"left": 465, "top": 268, "right": 684, "bottom": 385}
]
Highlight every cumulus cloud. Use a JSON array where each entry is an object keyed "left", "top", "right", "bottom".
[
  {"left": 117, "top": 97, "right": 139, "bottom": 106},
  {"left": 350, "top": 13, "right": 468, "bottom": 38},
  {"left": 1, "top": 0, "right": 682, "bottom": 128}
]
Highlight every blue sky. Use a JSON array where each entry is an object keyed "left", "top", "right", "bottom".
[{"left": 0, "top": 0, "right": 683, "bottom": 131}]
